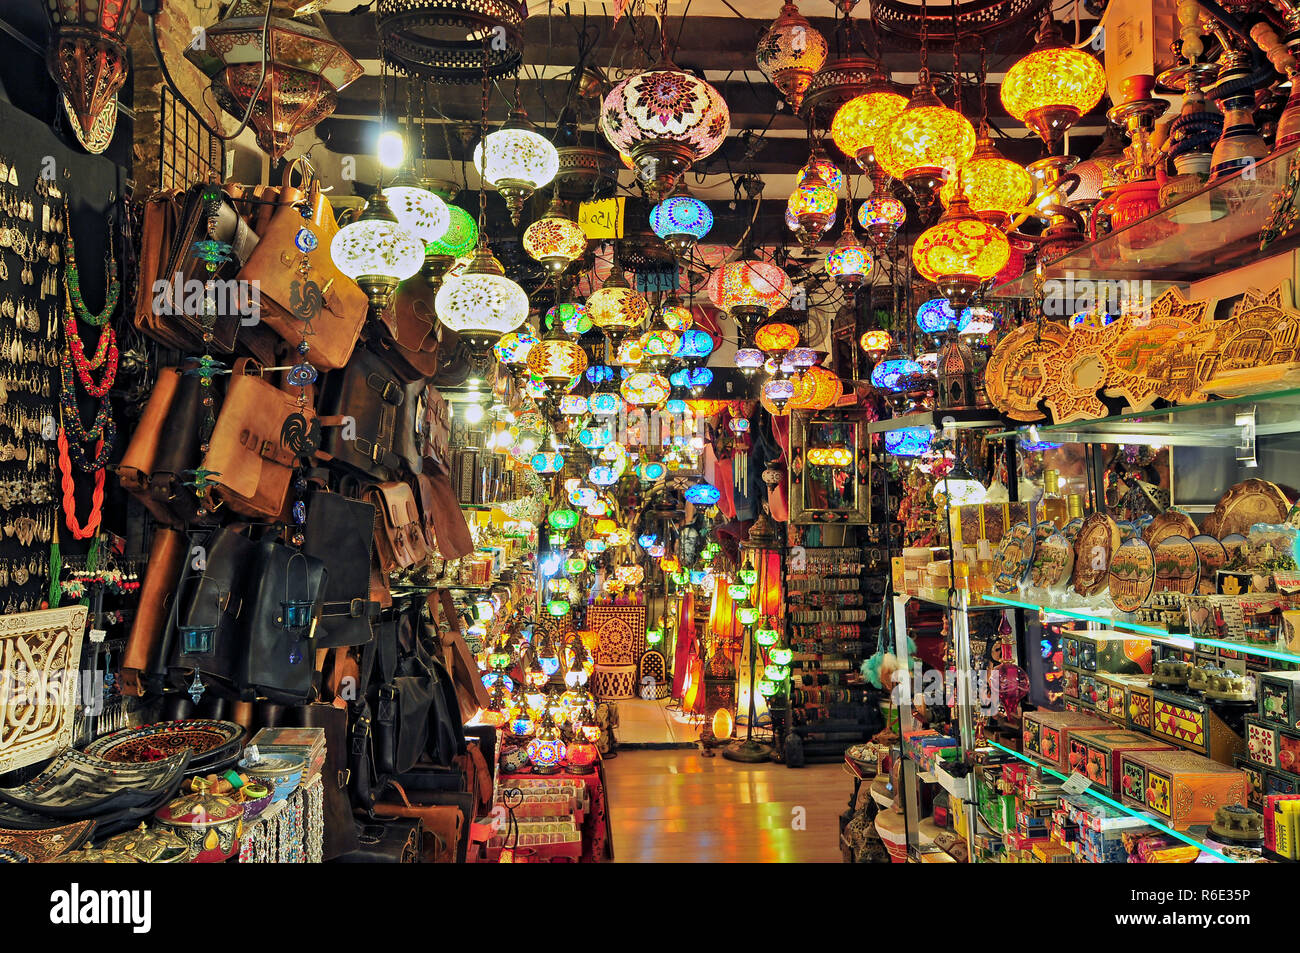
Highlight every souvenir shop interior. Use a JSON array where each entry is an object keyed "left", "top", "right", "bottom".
[{"left": 3, "top": 0, "right": 1300, "bottom": 871}]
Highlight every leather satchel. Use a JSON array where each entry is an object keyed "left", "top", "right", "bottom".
[
  {"left": 201, "top": 361, "right": 318, "bottom": 519},
  {"left": 235, "top": 539, "right": 329, "bottom": 704},
  {"left": 146, "top": 364, "right": 216, "bottom": 527},
  {"left": 366, "top": 482, "right": 428, "bottom": 573},
  {"left": 372, "top": 782, "right": 464, "bottom": 863},
  {"left": 414, "top": 469, "right": 474, "bottom": 559},
  {"left": 372, "top": 276, "right": 442, "bottom": 383},
  {"left": 118, "top": 366, "right": 182, "bottom": 526},
  {"left": 302, "top": 491, "right": 378, "bottom": 648},
  {"left": 333, "top": 818, "right": 422, "bottom": 863},
  {"left": 289, "top": 703, "right": 360, "bottom": 860},
  {"left": 317, "top": 345, "right": 406, "bottom": 481},
  {"left": 121, "top": 527, "right": 188, "bottom": 697},
  {"left": 237, "top": 162, "right": 367, "bottom": 371}
]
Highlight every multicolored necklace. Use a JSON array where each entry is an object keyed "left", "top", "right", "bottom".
[
  {"left": 63, "top": 227, "right": 119, "bottom": 328},
  {"left": 58, "top": 353, "right": 115, "bottom": 471},
  {"left": 64, "top": 307, "right": 117, "bottom": 398},
  {"left": 57, "top": 429, "right": 104, "bottom": 539}
]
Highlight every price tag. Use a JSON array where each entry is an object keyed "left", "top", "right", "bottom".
[
  {"left": 578, "top": 197, "right": 625, "bottom": 240},
  {"left": 1062, "top": 771, "right": 1092, "bottom": 795},
  {"left": 88, "top": 629, "right": 107, "bottom": 643}
]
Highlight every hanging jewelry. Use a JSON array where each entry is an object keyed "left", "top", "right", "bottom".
[{"left": 63, "top": 216, "right": 119, "bottom": 327}]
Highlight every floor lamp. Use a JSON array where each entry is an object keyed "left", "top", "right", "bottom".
[{"left": 721, "top": 510, "right": 780, "bottom": 763}]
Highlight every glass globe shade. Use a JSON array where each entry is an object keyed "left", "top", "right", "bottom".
[
  {"left": 523, "top": 201, "right": 588, "bottom": 272},
  {"left": 756, "top": 1, "right": 828, "bottom": 111},
  {"left": 1001, "top": 24, "right": 1106, "bottom": 145},
  {"left": 916, "top": 297, "right": 958, "bottom": 335},
  {"left": 684, "top": 482, "right": 721, "bottom": 505},
  {"left": 792, "top": 365, "right": 842, "bottom": 410},
  {"left": 870, "top": 356, "right": 924, "bottom": 391},
  {"left": 640, "top": 326, "right": 680, "bottom": 359},
  {"left": 615, "top": 338, "right": 645, "bottom": 366},
  {"left": 547, "top": 301, "right": 593, "bottom": 336},
  {"left": 735, "top": 348, "right": 764, "bottom": 372},
  {"left": 762, "top": 378, "right": 796, "bottom": 409},
  {"left": 859, "top": 329, "right": 892, "bottom": 356},
  {"left": 858, "top": 194, "right": 907, "bottom": 229},
  {"left": 885, "top": 426, "right": 935, "bottom": 457},
  {"left": 806, "top": 447, "right": 853, "bottom": 466},
  {"left": 330, "top": 195, "right": 423, "bottom": 295},
  {"left": 705, "top": 260, "right": 792, "bottom": 318},
  {"left": 427, "top": 203, "right": 478, "bottom": 259},
  {"left": 588, "top": 265, "right": 649, "bottom": 337},
  {"left": 934, "top": 474, "right": 988, "bottom": 505},
  {"left": 877, "top": 77, "right": 975, "bottom": 185},
  {"left": 796, "top": 154, "right": 845, "bottom": 195},
  {"left": 493, "top": 328, "right": 538, "bottom": 366},
  {"left": 383, "top": 185, "right": 450, "bottom": 245},
  {"left": 958, "top": 304, "right": 1002, "bottom": 336},
  {"left": 676, "top": 328, "right": 715, "bottom": 361},
  {"left": 659, "top": 303, "right": 693, "bottom": 331},
  {"left": 754, "top": 322, "right": 800, "bottom": 355},
  {"left": 826, "top": 227, "right": 872, "bottom": 286},
  {"left": 912, "top": 199, "right": 1011, "bottom": 295},
  {"left": 830, "top": 80, "right": 908, "bottom": 165},
  {"left": 938, "top": 135, "right": 1033, "bottom": 225},
  {"left": 621, "top": 372, "right": 670, "bottom": 408},
  {"left": 433, "top": 245, "right": 529, "bottom": 345},
  {"left": 650, "top": 193, "right": 714, "bottom": 249},
  {"left": 473, "top": 109, "right": 559, "bottom": 221},
  {"left": 527, "top": 334, "right": 589, "bottom": 385}
]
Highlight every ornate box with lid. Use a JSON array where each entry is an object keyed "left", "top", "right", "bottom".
[
  {"left": 1149, "top": 689, "right": 1246, "bottom": 764},
  {"left": 1022, "top": 710, "right": 1111, "bottom": 772},
  {"left": 1065, "top": 728, "right": 1174, "bottom": 793},
  {"left": 1119, "top": 750, "right": 1247, "bottom": 830}
]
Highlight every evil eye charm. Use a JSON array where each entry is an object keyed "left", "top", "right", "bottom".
[
  {"left": 294, "top": 227, "right": 319, "bottom": 253},
  {"left": 293, "top": 500, "right": 307, "bottom": 524},
  {"left": 287, "top": 362, "right": 318, "bottom": 386}
]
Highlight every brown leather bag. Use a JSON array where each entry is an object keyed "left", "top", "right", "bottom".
[
  {"left": 121, "top": 527, "right": 188, "bottom": 697},
  {"left": 366, "top": 482, "right": 429, "bottom": 572},
  {"left": 118, "top": 366, "right": 182, "bottom": 525},
  {"left": 415, "top": 468, "right": 474, "bottom": 559},
  {"left": 238, "top": 161, "right": 367, "bottom": 371},
  {"left": 373, "top": 783, "right": 465, "bottom": 864},
  {"left": 372, "top": 276, "right": 442, "bottom": 383},
  {"left": 200, "top": 361, "right": 318, "bottom": 519}
]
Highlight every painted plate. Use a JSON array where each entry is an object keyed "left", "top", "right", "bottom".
[
  {"left": 1030, "top": 532, "right": 1075, "bottom": 590},
  {"left": 83, "top": 720, "right": 245, "bottom": 766},
  {"left": 1072, "top": 512, "right": 1123, "bottom": 597},
  {"left": 0, "top": 820, "right": 95, "bottom": 863},
  {"left": 993, "top": 521, "right": 1035, "bottom": 594},
  {"left": 1221, "top": 532, "right": 1250, "bottom": 564},
  {"left": 1189, "top": 534, "right": 1228, "bottom": 594},
  {"left": 1153, "top": 534, "right": 1199, "bottom": 595},
  {"left": 0, "top": 750, "right": 190, "bottom": 816},
  {"left": 1108, "top": 537, "right": 1155, "bottom": 613},
  {"left": 1142, "top": 510, "right": 1199, "bottom": 547},
  {"left": 1212, "top": 478, "right": 1291, "bottom": 538}
]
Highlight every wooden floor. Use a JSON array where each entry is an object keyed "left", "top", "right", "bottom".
[{"left": 603, "top": 748, "right": 848, "bottom": 863}]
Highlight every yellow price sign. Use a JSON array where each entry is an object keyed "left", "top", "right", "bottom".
[{"left": 579, "top": 197, "right": 625, "bottom": 240}]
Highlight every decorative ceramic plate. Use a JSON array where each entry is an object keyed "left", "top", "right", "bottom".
[
  {"left": 1061, "top": 517, "right": 1084, "bottom": 541},
  {"left": 0, "top": 820, "right": 95, "bottom": 863},
  {"left": 83, "top": 720, "right": 245, "bottom": 766},
  {"left": 1143, "top": 510, "right": 1199, "bottom": 547},
  {"left": 1153, "top": 534, "right": 1199, "bottom": 595},
  {"left": 1108, "top": 537, "right": 1155, "bottom": 613},
  {"left": 1072, "top": 512, "right": 1123, "bottom": 597},
  {"left": 0, "top": 750, "right": 190, "bottom": 817},
  {"left": 1212, "top": 479, "right": 1291, "bottom": 538},
  {"left": 1189, "top": 534, "right": 1228, "bottom": 595},
  {"left": 984, "top": 321, "right": 1069, "bottom": 422},
  {"left": 1200, "top": 511, "right": 1221, "bottom": 538},
  {"left": 993, "top": 522, "right": 1035, "bottom": 594},
  {"left": 1030, "top": 532, "right": 1074, "bottom": 590},
  {"left": 1221, "top": 532, "right": 1249, "bottom": 565}
]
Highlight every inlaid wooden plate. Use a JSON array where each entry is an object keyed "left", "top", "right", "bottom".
[
  {"left": 1153, "top": 534, "right": 1199, "bottom": 595},
  {"left": 1108, "top": 537, "right": 1155, "bottom": 613},
  {"left": 1212, "top": 479, "right": 1291, "bottom": 538},
  {"left": 985, "top": 321, "right": 1069, "bottom": 422},
  {"left": 1142, "top": 510, "right": 1199, "bottom": 547},
  {"left": 1072, "top": 512, "right": 1123, "bottom": 597},
  {"left": 993, "top": 521, "right": 1035, "bottom": 594},
  {"left": 1201, "top": 283, "right": 1300, "bottom": 398},
  {"left": 1104, "top": 295, "right": 1205, "bottom": 411},
  {"left": 1042, "top": 322, "right": 1122, "bottom": 423}
]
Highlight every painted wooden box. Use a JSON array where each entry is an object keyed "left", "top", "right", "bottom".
[
  {"left": 1066, "top": 728, "right": 1174, "bottom": 793},
  {"left": 1150, "top": 689, "right": 1246, "bottom": 764},
  {"left": 1235, "top": 755, "right": 1265, "bottom": 813},
  {"left": 1119, "top": 750, "right": 1247, "bottom": 830},
  {"left": 1245, "top": 716, "right": 1279, "bottom": 769},
  {"left": 1099, "top": 673, "right": 1151, "bottom": 727},
  {"left": 1127, "top": 683, "right": 1155, "bottom": 733},
  {"left": 1265, "top": 766, "right": 1300, "bottom": 798},
  {"left": 1022, "top": 710, "right": 1111, "bottom": 772},
  {"left": 1258, "top": 671, "right": 1300, "bottom": 730}
]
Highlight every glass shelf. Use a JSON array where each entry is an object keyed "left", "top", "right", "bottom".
[
  {"left": 985, "top": 386, "right": 1300, "bottom": 447},
  {"left": 989, "top": 142, "right": 1300, "bottom": 299},
  {"left": 985, "top": 741, "right": 1241, "bottom": 863},
  {"left": 869, "top": 408, "right": 1005, "bottom": 435},
  {"left": 983, "top": 593, "right": 1300, "bottom": 663}
]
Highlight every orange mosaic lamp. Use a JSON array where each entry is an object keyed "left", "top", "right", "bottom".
[
  {"left": 830, "top": 72, "right": 908, "bottom": 170},
  {"left": 877, "top": 69, "right": 975, "bottom": 211},
  {"left": 938, "top": 131, "right": 1034, "bottom": 227},
  {"left": 912, "top": 191, "right": 1010, "bottom": 308},
  {"left": 523, "top": 196, "right": 588, "bottom": 274},
  {"left": 526, "top": 326, "right": 589, "bottom": 388},
  {"left": 1001, "top": 18, "right": 1106, "bottom": 147},
  {"left": 588, "top": 260, "right": 650, "bottom": 347},
  {"left": 754, "top": 321, "right": 800, "bottom": 358}
]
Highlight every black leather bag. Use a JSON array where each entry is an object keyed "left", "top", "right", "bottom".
[
  {"left": 235, "top": 539, "right": 328, "bottom": 704},
  {"left": 332, "top": 818, "right": 422, "bottom": 863},
  {"left": 290, "top": 703, "right": 360, "bottom": 860},
  {"left": 166, "top": 525, "right": 257, "bottom": 699},
  {"left": 302, "top": 491, "right": 378, "bottom": 648},
  {"left": 317, "top": 345, "right": 407, "bottom": 481},
  {"left": 148, "top": 368, "right": 215, "bottom": 527}
]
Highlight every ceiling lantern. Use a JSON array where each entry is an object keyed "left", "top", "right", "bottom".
[
  {"left": 791, "top": 365, "right": 842, "bottom": 410},
  {"left": 527, "top": 326, "right": 589, "bottom": 388},
  {"left": 621, "top": 372, "right": 671, "bottom": 409},
  {"left": 639, "top": 322, "right": 681, "bottom": 370},
  {"left": 523, "top": 195, "right": 588, "bottom": 274},
  {"left": 186, "top": 2, "right": 363, "bottom": 162},
  {"left": 493, "top": 328, "right": 538, "bottom": 368},
  {"left": 425, "top": 202, "right": 478, "bottom": 266},
  {"left": 658, "top": 301, "right": 693, "bottom": 332},
  {"left": 877, "top": 70, "right": 975, "bottom": 211},
  {"left": 826, "top": 223, "right": 872, "bottom": 288},
  {"left": 650, "top": 189, "right": 714, "bottom": 256},
  {"left": 587, "top": 260, "right": 650, "bottom": 347},
  {"left": 330, "top": 191, "right": 424, "bottom": 312},
  {"left": 45, "top": 0, "right": 142, "bottom": 152},
  {"left": 937, "top": 132, "right": 1033, "bottom": 227},
  {"left": 600, "top": 65, "right": 731, "bottom": 199},
  {"left": 755, "top": 1, "right": 828, "bottom": 112},
  {"left": 706, "top": 260, "right": 792, "bottom": 338},
  {"left": 433, "top": 242, "right": 529, "bottom": 351},
  {"left": 829, "top": 73, "right": 907, "bottom": 170},
  {"left": 474, "top": 107, "right": 560, "bottom": 225},
  {"left": 796, "top": 151, "right": 845, "bottom": 195},
  {"left": 911, "top": 193, "right": 1010, "bottom": 308},
  {"left": 546, "top": 301, "right": 593, "bottom": 336},
  {"left": 859, "top": 329, "right": 892, "bottom": 359},
  {"left": 857, "top": 179, "right": 908, "bottom": 249},
  {"left": 1001, "top": 18, "right": 1106, "bottom": 147},
  {"left": 754, "top": 322, "right": 800, "bottom": 362},
  {"left": 383, "top": 183, "right": 450, "bottom": 245},
  {"left": 785, "top": 165, "right": 838, "bottom": 248}
]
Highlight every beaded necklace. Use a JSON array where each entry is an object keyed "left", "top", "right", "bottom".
[
  {"left": 63, "top": 227, "right": 119, "bottom": 328},
  {"left": 58, "top": 351, "right": 115, "bottom": 471},
  {"left": 64, "top": 306, "right": 118, "bottom": 398},
  {"left": 57, "top": 429, "right": 104, "bottom": 539}
]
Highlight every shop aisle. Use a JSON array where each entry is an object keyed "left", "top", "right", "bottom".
[
  {"left": 603, "top": 750, "right": 845, "bottom": 862},
  {"left": 613, "top": 698, "right": 703, "bottom": 745}
]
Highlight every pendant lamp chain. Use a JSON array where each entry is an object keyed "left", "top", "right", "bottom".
[{"left": 479, "top": 40, "right": 491, "bottom": 245}]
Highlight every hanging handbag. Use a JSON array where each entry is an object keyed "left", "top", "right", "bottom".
[
  {"left": 118, "top": 366, "right": 182, "bottom": 526},
  {"left": 145, "top": 365, "right": 219, "bottom": 527},
  {"left": 366, "top": 481, "right": 429, "bottom": 573},
  {"left": 121, "top": 527, "right": 188, "bottom": 697},
  {"left": 414, "top": 469, "right": 474, "bottom": 559},
  {"left": 317, "top": 345, "right": 406, "bottom": 481},
  {"left": 234, "top": 538, "right": 328, "bottom": 704},
  {"left": 288, "top": 703, "right": 360, "bottom": 860},
  {"left": 302, "top": 490, "right": 378, "bottom": 648},
  {"left": 371, "top": 275, "right": 442, "bottom": 383},
  {"left": 237, "top": 160, "right": 367, "bottom": 371},
  {"left": 201, "top": 360, "right": 318, "bottom": 519}
]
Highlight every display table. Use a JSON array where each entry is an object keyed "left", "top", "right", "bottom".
[{"left": 485, "top": 763, "right": 613, "bottom": 862}]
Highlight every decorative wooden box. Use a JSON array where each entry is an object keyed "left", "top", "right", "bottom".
[
  {"left": 1127, "top": 683, "right": 1155, "bottom": 733},
  {"left": 1258, "top": 671, "right": 1300, "bottom": 730},
  {"left": 1119, "top": 750, "right": 1247, "bottom": 831},
  {"left": 1022, "top": 710, "right": 1111, "bottom": 772},
  {"left": 1066, "top": 728, "right": 1174, "bottom": 793},
  {"left": 1245, "top": 716, "right": 1279, "bottom": 769},
  {"left": 1149, "top": 689, "right": 1246, "bottom": 765},
  {"left": 1098, "top": 673, "right": 1151, "bottom": 726},
  {"left": 1265, "top": 765, "right": 1300, "bottom": 798},
  {"left": 1235, "top": 755, "right": 1265, "bottom": 812}
]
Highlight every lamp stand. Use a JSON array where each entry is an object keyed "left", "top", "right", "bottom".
[{"left": 722, "top": 621, "right": 771, "bottom": 763}]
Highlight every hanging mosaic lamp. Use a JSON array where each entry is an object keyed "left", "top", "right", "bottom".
[
  {"left": 830, "top": 71, "right": 907, "bottom": 171},
  {"left": 587, "top": 260, "right": 649, "bottom": 348},
  {"left": 937, "top": 131, "right": 1033, "bottom": 227},
  {"left": 857, "top": 171, "right": 908, "bottom": 249},
  {"left": 620, "top": 371, "right": 671, "bottom": 409},
  {"left": 870, "top": 345, "right": 924, "bottom": 392},
  {"left": 706, "top": 260, "right": 792, "bottom": 337},
  {"left": 639, "top": 323, "right": 681, "bottom": 370},
  {"left": 877, "top": 69, "right": 975, "bottom": 211},
  {"left": 45, "top": 0, "right": 142, "bottom": 152},
  {"left": 474, "top": 107, "right": 559, "bottom": 225},
  {"left": 185, "top": 1, "right": 363, "bottom": 162},
  {"left": 755, "top": 1, "right": 828, "bottom": 111},
  {"left": 527, "top": 324, "right": 589, "bottom": 388},
  {"left": 859, "top": 329, "right": 892, "bottom": 359},
  {"left": 754, "top": 322, "right": 800, "bottom": 362},
  {"left": 601, "top": 64, "right": 731, "bottom": 199},
  {"left": 658, "top": 300, "right": 693, "bottom": 331},
  {"left": 762, "top": 377, "right": 797, "bottom": 411},
  {"left": 735, "top": 347, "right": 765, "bottom": 376},
  {"left": 383, "top": 182, "right": 450, "bottom": 245},
  {"left": 796, "top": 150, "right": 845, "bottom": 195},
  {"left": 546, "top": 301, "right": 593, "bottom": 336},
  {"left": 1001, "top": 18, "right": 1106, "bottom": 147},
  {"left": 650, "top": 188, "right": 714, "bottom": 256},
  {"left": 884, "top": 426, "right": 934, "bottom": 457},
  {"left": 523, "top": 195, "right": 588, "bottom": 274},
  {"left": 493, "top": 328, "right": 538, "bottom": 367},
  {"left": 916, "top": 297, "right": 957, "bottom": 335},
  {"left": 825, "top": 222, "right": 872, "bottom": 288},
  {"left": 912, "top": 192, "right": 1010, "bottom": 308},
  {"left": 433, "top": 241, "right": 530, "bottom": 351},
  {"left": 331, "top": 191, "right": 424, "bottom": 312},
  {"left": 785, "top": 165, "right": 838, "bottom": 248},
  {"left": 684, "top": 482, "right": 721, "bottom": 506},
  {"left": 426, "top": 203, "right": 478, "bottom": 262}
]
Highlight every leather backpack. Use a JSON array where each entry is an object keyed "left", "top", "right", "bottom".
[{"left": 302, "top": 490, "right": 379, "bottom": 648}]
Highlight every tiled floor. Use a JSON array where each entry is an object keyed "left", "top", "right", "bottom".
[
  {"left": 603, "top": 748, "right": 848, "bottom": 863},
  {"left": 612, "top": 697, "right": 703, "bottom": 745}
]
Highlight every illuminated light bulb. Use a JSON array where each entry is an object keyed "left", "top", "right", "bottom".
[
  {"left": 474, "top": 107, "right": 559, "bottom": 226},
  {"left": 1001, "top": 18, "right": 1106, "bottom": 147},
  {"left": 377, "top": 129, "right": 406, "bottom": 169},
  {"left": 877, "top": 70, "right": 975, "bottom": 210},
  {"left": 938, "top": 132, "right": 1033, "bottom": 227}
]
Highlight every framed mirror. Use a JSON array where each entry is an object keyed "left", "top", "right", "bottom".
[{"left": 789, "top": 409, "right": 871, "bottom": 524}]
